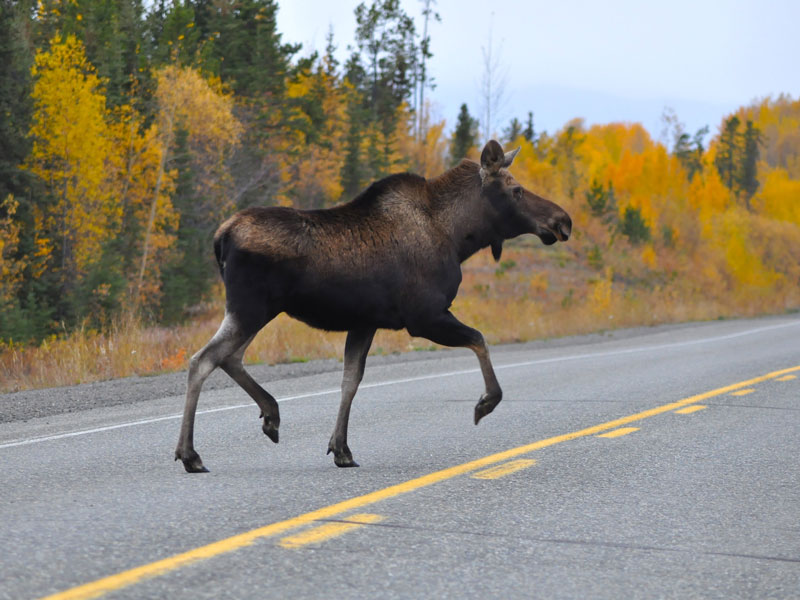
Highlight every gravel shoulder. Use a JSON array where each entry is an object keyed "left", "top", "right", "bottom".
[{"left": 0, "top": 318, "right": 769, "bottom": 423}]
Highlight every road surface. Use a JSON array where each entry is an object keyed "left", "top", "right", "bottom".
[{"left": 1, "top": 316, "right": 799, "bottom": 599}]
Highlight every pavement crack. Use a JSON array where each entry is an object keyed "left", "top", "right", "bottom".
[
  {"left": 707, "top": 402, "right": 800, "bottom": 412},
  {"left": 313, "top": 519, "right": 800, "bottom": 565}
]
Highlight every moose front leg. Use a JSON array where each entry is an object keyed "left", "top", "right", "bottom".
[
  {"left": 409, "top": 310, "right": 502, "bottom": 424},
  {"left": 328, "top": 328, "right": 376, "bottom": 467}
]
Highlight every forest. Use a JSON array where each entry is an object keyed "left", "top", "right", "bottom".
[{"left": 1, "top": 0, "right": 799, "bottom": 391}]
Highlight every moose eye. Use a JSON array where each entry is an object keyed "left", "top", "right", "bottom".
[{"left": 512, "top": 186, "right": 523, "bottom": 200}]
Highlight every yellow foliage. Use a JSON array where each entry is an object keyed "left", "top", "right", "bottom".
[
  {"left": 590, "top": 268, "right": 614, "bottom": 315},
  {"left": 641, "top": 245, "right": 656, "bottom": 268},
  {"left": 27, "top": 34, "right": 120, "bottom": 276},
  {"left": 0, "top": 196, "right": 26, "bottom": 307},
  {"left": 718, "top": 209, "right": 780, "bottom": 289},
  {"left": 754, "top": 168, "right": 800, "bottom": 224},
  {"left": 687, "top": 168, "right": 733, "bottom": 236},
  {"left": 155, "top": 64, "right": 242, "bottom": 193},
  {"left": 275, "top": 66, "right": 350, "bottom": 207}
]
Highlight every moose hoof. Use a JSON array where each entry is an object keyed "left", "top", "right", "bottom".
[
  {"left": 327, "top": 444, "right": 360, "bottom": 468},
  {"left": 262, "top": 418, "right": 279, "bottom": 444},
  {"left": 474, "top": 391, "right": 502, "bottom": 425},
  {"left": 175, "top": 449, "right": 210, "bottom": 473}
]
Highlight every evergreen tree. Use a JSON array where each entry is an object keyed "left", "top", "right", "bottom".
[
  {"left": 0, "top": 0, "right": 35, "bottom": 202},
  {"left": 159, "top": 127, "right": 213, "bottom": 322},
  {"left": 34, "top": 0, "right": 149, "bottom": 107},
  {"left": 620, "top": 206, "right": 650, "bottom": 244},
  {"left": 715, "top": 116, "right": 740, "bottom": 191},
  {"left": 209, "top": 0, "right": 299, "bottom": 99},
  {"left": 738, "top": 120, "right": 761, "bottom": 209},
  {"left": 503, "top": 117, "right": 522, "bottom": 145},
  {"left": 351, "top": 0, "right": 420, "bottom": 178},
  {"left": 674, "top": 125, "right": 708, "bottom": 181},
  {"left": 522, "top": 111, "right": 535, "bottom": 142},
  {"left": 449, "top": 103, "right": 478, "bottom": 166}
]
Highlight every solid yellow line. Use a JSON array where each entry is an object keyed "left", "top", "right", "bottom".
[
  {"left": 597, "top": 427, "right": 639, "bottom": 438},
  {"left": 40, "top": 363, "right": 800, "bottom": 600},
  {"left": 674, "top": 405, "right": 707, "bottom": 414},
  {"left": 471, "top": 458, "right": 536, "bottom": 479},
  {"left": 731, "top": 388, "right": 755, "bottom": 396},
  {"left": 776, "top": 375, "right": 796, "bottom": 381},
  {"left": 279, "top": 513, "right": 383, "bottom": 549}
]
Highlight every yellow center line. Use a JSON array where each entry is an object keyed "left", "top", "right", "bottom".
[
  {"left": 471, "top": 458, "right": 536, "bottom": 479},
  {"left": 279, "top": 513, "right": 383, "bottom": 549},
  {"left": 731, "top": 388, "right": 755, "bottom": 396},
  {"left": 597, "top": 427, "right": 639, "bottom": 438},
  {"left": 776, "top": 374, "right": 796, "bottom": 381},
  {"left": 40, "top": 363, "right": 800, "bottom": 600},
  {"left": 674, "top": 405, "right": 707, "bottom": 414}
]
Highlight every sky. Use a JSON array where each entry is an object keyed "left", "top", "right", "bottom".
[{"left": 275, "top": 0, "right": 800, "bottom": 144}]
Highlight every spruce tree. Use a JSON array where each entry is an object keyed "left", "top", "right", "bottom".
[
  {"left": 503, "top": 117, "right": 522, "bottom": 145},
  {"left": 522, "top": 111, "right": 535, "bottom": 142},
  {"left": 0, "top": 0, "right": 35, "bottom": 201},
  {"left": 715, "top": 116, "right": 740, "bottom": 191},
  {"left": 449, "top": 103, "right": 478, "bottom": 166},
  {"left": 738, "top": 120, "right": 761, "bottom": 209}
]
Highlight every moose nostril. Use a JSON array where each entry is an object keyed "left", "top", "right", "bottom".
[{"left": 559, "top": 223, "right": 571, "bottom": 241}]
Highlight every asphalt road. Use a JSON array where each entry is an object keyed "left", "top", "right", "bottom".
[{"left": 1, "top": 316, "right": 799, "bottom": 599}]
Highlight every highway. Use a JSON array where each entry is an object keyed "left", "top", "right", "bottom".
[{"left": 1, "top": 316, "right": 799, "bottom": 599}]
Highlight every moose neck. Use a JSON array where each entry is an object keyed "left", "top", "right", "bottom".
[{"left": 428, "top": 160, "right": 505, "bottom": 263}]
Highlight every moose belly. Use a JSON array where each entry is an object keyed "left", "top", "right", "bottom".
[{"left": 285, "top": 278, "right": 405, "bottom": 332}]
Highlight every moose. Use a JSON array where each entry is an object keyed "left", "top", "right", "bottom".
[{"left": 175, "top": 140, "right": 571, "bottom": 472}]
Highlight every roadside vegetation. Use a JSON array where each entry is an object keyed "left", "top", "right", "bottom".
[{"left": 1, "top": 1, "right": 799, "bottom": 392}]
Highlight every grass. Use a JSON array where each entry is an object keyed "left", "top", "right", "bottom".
[{"left": 1, "top": 243, "right": 798, "bottom": 394}]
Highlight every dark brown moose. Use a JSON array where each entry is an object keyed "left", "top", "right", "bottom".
[{"left": 175, "top": 140, "right": 571, "bottom": 472}]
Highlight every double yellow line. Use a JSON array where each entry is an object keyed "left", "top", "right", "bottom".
[{"left": 42, "top": 364, "right": 800, "bottom": 600}]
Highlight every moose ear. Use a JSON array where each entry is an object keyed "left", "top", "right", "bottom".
[
  {"left": 480, "top": 140, "right": 505, "bottom": 174},
  {"left": 503, "top": 146, "right": 521, "bottom": 168}
]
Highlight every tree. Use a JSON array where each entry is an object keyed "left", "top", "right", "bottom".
[
  {"left": 139, "top": 64, "right": 241, "bottom": 303},
  {"left": 522, "top": 111, "right": 535, "bottom": 143},
  {"left": 208, "top": 0, "right": 299, "bottom": 98},
  {"left": 738, "top": 120, "right": 761, "bottom": 209},
  {"left": 674, "top": 125, "right": 708, "bottom": 181},
  {"left": 503, "top": 117, "right": 522, "bottom": 145},
  {"left": 715, "top": 115, "right": 740, "bottom": 191},
  {"left": 0, "top": 0, "right": 35, "bottom": 202},
  {"left": 620, "top": 205, "right": 650, "bottom": 244},
  {"left": 26, "top": 35, "right": 120, "bottom": 287},
  {"left": 351, "top": 0, "right": 420, "bottom": 178},
  {"left": 585, "top": 179, "right": 617, "bottom": 223},
  {"left": 478, "top": 15, "right": 508, "bottom": 141},
  {"left": 449, "top": 103, "right": 478, "bottom": 166},
  {"left": 415, "top": 0, "right": 439, "bottom": 151}
]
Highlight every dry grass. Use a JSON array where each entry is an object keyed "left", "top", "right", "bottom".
[{"left": 1, "top": 244, "right": 798, "bottom": 394}]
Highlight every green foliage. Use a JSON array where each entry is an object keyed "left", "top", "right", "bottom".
[
  {"left": 503, "top": 117, "right": 522, "bottom": 145},
  {"left": 587, "top": 244, "right": 603, "bottom": 270},
  {"left": 739, "top": 120, "right": 762, "bottom": 208},
  {"left": 522, "top": 111, "right": 535, "bottom": 143},
  {"left": 620, "top": 206, "right": 651, "bottom": 245},
  {"left": 494, "top": 259, "right": 516, "bottom": 277},
  {"left": 449, "top": 103, "right": 478, "bottom": 166},
  {"left": 674, "top": 125, "right": 708, "bottom": 181},
  {"left": 715, "top": 116, "right": 740, "bottom": 191},
  {"left": 0, "top": 0, "right": 35, "bottom": 201},
  {"left": 585, "top": 179, "right": 617, "bottom": 224},
  {"left": 713, "top": 116, "right": 762, "bottom": 209}
]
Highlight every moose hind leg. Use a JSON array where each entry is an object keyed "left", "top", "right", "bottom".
[
  {"left": 175, "top": 313, "right": 252, "bottom": 473},
  {"left": 409, "top": 311, "right": 502, "bottom": 425},
  {"left": 328, "top": 328, "right": 376, "bottom": 467},
  {"left": 220, "top": 335, "right": 281, "bottom": 444}
]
